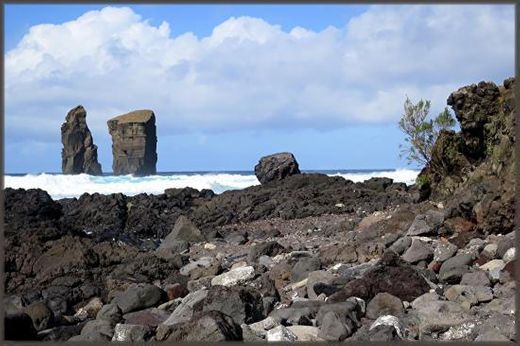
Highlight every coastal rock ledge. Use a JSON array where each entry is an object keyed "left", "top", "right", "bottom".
[
  {"left": 108, "top": 110, "right": 158, "bottom": 176},
  {"left": 61, "top": 105, "right": 102, "bottom": 175},
  {"left": 254, "top": 152, "right": 301, "bottom": 184}
]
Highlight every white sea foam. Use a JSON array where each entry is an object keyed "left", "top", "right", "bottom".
[
  {"left": 331, "top": 169, "right": 419, "bottom": 186},
  {"left": 4, "top": 169, "right": 419, "bottom": 200}
]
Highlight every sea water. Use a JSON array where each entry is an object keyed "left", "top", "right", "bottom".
[{"left": 4, "top": 169, "right": 420, "bottom": 200}]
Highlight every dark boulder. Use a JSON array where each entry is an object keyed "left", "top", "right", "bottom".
[
  {"left": 4, "top": 312, "right": 39, "bottom": 340},
  {"left": 254, "top": 152, "right": 301, "bottom": 184},
  {"left": 202, "top": 285, "right": 264, "bottom": 324},
  {"left": 107, "top": 109, "right": 157, "bottom": 176},
  {"left": 111, "top": 283, "right": 166, "bottom": 314},
  {"left": 61, "top": 105, "right": 102, "bottom": 175},
  {"left": 328, "top": 251, "right": 430, "bottom": 302}
]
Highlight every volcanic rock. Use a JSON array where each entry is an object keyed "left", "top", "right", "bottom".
[
  {"left": 328, "top": 252, "right": 430, "bottom": 302},
  {"left": 111, "top": 283, "right": 165, "bottom": 314},
  {"left": 111, "top": 323, "right": 153, "bottom": 341},
  {"left": 164, "top": 311, "right": 243, "bottom": 341},
  {"left": 254, "top": 152, "right": 301, "bottom": 184},
  {"left": 107, "top": 109, "right": 157, "bottom": 176},
  {"left": 202, "top": 285, "right": 264, "bottom": 324},
  {"left": 61, "top": 105, "right": 102, "bottom": 175},
  {"left": 366, "top": 293, "right": 404, "bottom": 320}
]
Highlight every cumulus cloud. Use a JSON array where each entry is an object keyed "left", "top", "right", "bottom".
[{"left": 5, "top": 4, "right": 515, "bottom": 143}]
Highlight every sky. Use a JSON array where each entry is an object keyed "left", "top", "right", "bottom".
[{"left": 4, "top": 4, "right": 515, "bottom": 173}]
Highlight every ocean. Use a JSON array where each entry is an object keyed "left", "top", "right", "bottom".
[{"left": 4, "top": 169, "right": 420, "bottom": 200}]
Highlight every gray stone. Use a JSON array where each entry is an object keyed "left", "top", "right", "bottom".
[
  {"left": 411, "top": 292, "right": 442, "bottom": 311},
  {"left": 439, "top": 321, "right": 478, "bottom": 341},
  {"left": 502, "top": 247, "right": 515, "bottom": 263},
  {"left": 388, "top": 237, "right": 412, "bottom": 255},
  {"left": 413, "top": 300, "right": 472, "bottom": 334},
  {"left": 481, "top": 243, "right": 498, "bottom": 259},
  {"left": 286, "top": 326, "right": 324, "bottom": 341},
  {"left": 112, "top": 323, "right": 152, "bottom": 341},
  {"left": 496, "top": 234, "right": 514, "bottom": 258},
  {"left": 165, "top": 311, "right": 243, "bottom": 341},
  {"left": 406, "top": 210, "right": 444, "bottom": 236},
  {"left": 475, "top": 330, "right": 510, "bottom": 342},
  {"left": 266, "top": 325, "right": 298, "bottom": 342},
  {"left": 155, "top": 240, "right": 189, "bottom": 259},
  {"left": 179, "top": 256, "right": 220, "bottom": 279},
  {"left": 111, "top": 283, "right": 165, "bottom": 314},
  {"left": 444, "top": 285, "right": 478, "bottom": 309},
  {"left": 318, "top": 311, "right": 352, "bottom": 341},
  {"left": 241, "top": 324, "right": 266, "bottom": 341},
  {"left": 366, "top": 293, "right": 404, "bottom": 320},
  {"left": 187, "top": 276, "right": 214, "bottom": 292},
  {"left": 480, "top": 297, "right": 515, "bottom": 316},
  {"left": 123, "top": 307, "right": 170, "bottom": 327},
  {"left": 475, "top": 312, "right": 515, "bottom": 341},
  {"left": 434, "top": 241, "right": 458, "bottom": 262},
  {"left": 457, "top": 239, "right": 485, "bottom": 258},
  {"left": 158, "top": 216, "right": 205, "bottom": 249},
  {"left": 479, "top": 259, "right": 506, "bottom": 282},
  {"left": 460, "top": 271, "right": 491, "bottom": 287},
  {"left": 161, "top": 289, "right": 208, "bottom": 326},
  {"left": 315, "top": 301, "right": 362, "bottom": 329},
  {"left": 402, "top": 239, "right": 433, "bottom": 263},
  {"left": 269, "top": 306, "right": 315, "bottom": 326},
  {"left": 306, "top": 270, "right": 336, "bottom": 299},
  {"left": 78, "top": 319, "right": 114, "bottom": 341},
  {"left": 369, "top": 315, "right": 404, "bottom": 339},
  {"left": 96, "top": 303, "right": 123, "bottom": 324},
  {"left": 211, "top": 266, "right": 255, "bottom": 287},
  {"left": 249, "top": 316, "right": 278, "bottom": 332},
  {"left": 439, "top": 254, "right": 473, "bottom": 283},
  {"left": 202, "top": 286, "right": 264, "bottom": 325},
  {"left": 291, "top": 256, "right": 321, "bottom": 282},
  {"left": 107, "top": 109, "right": 157, "bottom": 176},
  {"left": 492, "top": 281, "right": 515, "bottom": 299}
]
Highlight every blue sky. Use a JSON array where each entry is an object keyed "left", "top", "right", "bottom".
[{"left": 4, "top": 4, "right": 515, "bottom": 173}]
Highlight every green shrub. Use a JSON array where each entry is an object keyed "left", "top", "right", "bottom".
[{"left": 399, "top": 97, "right": 456, "bottom": 165}]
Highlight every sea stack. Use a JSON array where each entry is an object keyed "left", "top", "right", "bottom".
[
  {"left": 254, "top": 152, "right": 301, "bottom": 184},
  {"left": 107, "top": 110, "right": 157, "bottom": 176},
  {"left": 61, "top": 105, "right": 102, "bottom": 175}
]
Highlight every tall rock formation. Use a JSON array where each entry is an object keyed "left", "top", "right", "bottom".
[
  {"left": 418, "top": 77, "right": 515, "bottom": 234},
  {"left": 61, "top": 105, "right": 102, "bottom": 175},
  {"left": 107, "top": 110, "right": 157, "bottom": 176}
]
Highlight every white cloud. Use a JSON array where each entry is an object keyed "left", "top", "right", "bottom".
[{"left": 5, "top": 5, "right": 515, "bottom": 143}]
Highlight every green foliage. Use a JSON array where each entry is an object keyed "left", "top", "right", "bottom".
[
  {"left": 415, "top": 174, "right": 430, "bottom": 189},
  {"left": 399, "top": 96, "right": 456, "bottom": 165}
]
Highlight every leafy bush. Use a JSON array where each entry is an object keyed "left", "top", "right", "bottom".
[{"left": 399, "top": 97, "right": 456, "bottom": 165}]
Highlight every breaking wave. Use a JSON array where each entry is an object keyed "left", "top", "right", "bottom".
[{"left": 4, "top": 169, "right": 419, "bottom": 200}]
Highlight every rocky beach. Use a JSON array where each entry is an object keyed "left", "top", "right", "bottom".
[{"left": 4, "top": 78, "right": 516, "bottom": 342}]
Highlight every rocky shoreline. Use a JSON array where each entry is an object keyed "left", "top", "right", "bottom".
[{"left": 4, "top": 78, "right": 516, "bottom": 342}]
